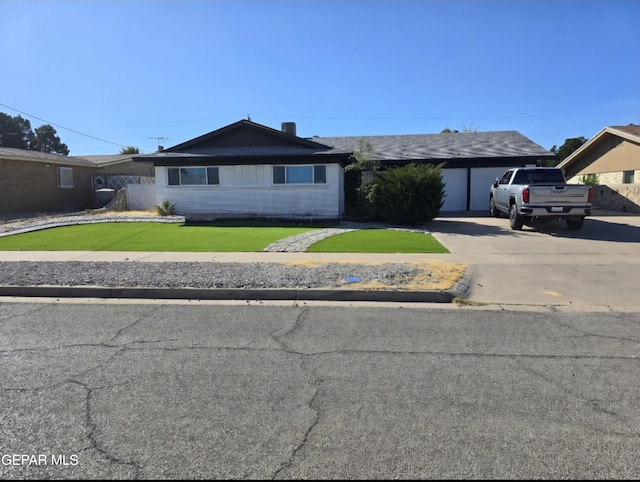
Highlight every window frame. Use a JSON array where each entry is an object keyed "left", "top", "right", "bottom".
[
  {"left": 57, "top": 167, "right": 74, "bottom": 189},
  {"left": 273, "top": 165, "right": 327, "bottom": 185},
  {"left": 623, "top": 170, "right": 634, "bottom": 184},
  {"left": 167, "top": 166, "right": 220, "bottom": 186}
]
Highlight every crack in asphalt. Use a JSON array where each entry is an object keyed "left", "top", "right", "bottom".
[
  {"left": 512, "top": 358, "right": 626, "bottom": 435},
  {"left": 272, "top": 383, "right": 322, "bottom": 479},
  {"left": 0, "top": 303, "right": 51, "bottom": 322},
  {"left": 71, "top": 380, "right": 143, "bottom": 477},
  {"left": 3, "top": 302, "right": 639, "bottom": 477}
]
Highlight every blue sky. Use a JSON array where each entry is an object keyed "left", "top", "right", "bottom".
[{"left": 1, "top": 0, "right": 639, "bottom": 155}]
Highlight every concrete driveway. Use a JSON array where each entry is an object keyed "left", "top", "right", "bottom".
[{"left": 429, "top": 210, "right": 640, "bottom": 309}]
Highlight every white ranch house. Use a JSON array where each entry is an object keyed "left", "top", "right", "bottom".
[{"left": 135, "top": 119, "right": 554, "bottom": 219}]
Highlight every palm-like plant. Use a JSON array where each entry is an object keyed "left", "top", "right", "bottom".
[{"left": 156, "top": 199, "right": 176, "bottom": 216}]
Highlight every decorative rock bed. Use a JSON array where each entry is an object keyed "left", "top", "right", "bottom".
[{"left": 0, "top": 212, "right": 185, "bottom": 237}]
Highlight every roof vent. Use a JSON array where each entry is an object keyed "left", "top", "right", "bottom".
[{"left": 281, "top": 122, "right": 297, "bottom": 136}]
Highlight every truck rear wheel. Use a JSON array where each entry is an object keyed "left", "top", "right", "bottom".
[
  {"left": 509, "top": 204, "right": 524, "bottom": 230},
  {"left": 566, "top": 217, "right": 585, "bottom": 231}
]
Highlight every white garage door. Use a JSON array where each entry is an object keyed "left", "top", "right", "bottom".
[
  {"left": 469, "top": 167, "right": 514, "bottom": 211},
  {"left": 441, "top": 168, "right": 467, "bottom": 211}
]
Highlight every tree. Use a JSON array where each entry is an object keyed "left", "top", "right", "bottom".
[
  {"left": 344, "top": 137, "right": 378, "bottom": 173},
  {"left": 547, "top": 136, "right": 587, "bottom": 166},
  {"left": 460, "top": 123, "right": 479, "bottom": 133},
  {"left": 119, "top": 146, "right": 140, "bottom": 154},
  {"left": 0, "top": 112, "right": 69, "bottom": 155},
  {"left": 344, "top": 138, "right": 378, "bottom": 216},
  {"left": 0, "top": 113, "right": 34, "bottom": 149},
  {"left": 31, "top": 124, "right": 69, "bottom": 155},
  {"left": 441, "top": 123, "right": 479, "bottom": 134}
]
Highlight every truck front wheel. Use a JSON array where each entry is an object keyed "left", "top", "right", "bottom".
[
  {"left": 489, "top": 197, "right": 501, "bottom": 218},
  {"left": 566, "top": 217, "right": 585, "bottom": 231},
  {"left": 509, "top": 204, "right": 524, "bottom": 230}
]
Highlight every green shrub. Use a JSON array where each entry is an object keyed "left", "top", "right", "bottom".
[
  {"left": 366, "top": 163, "right": 446, "bottom": 225},
  {"left": 156, "top": 199, "right": 176, "bottom": 216},
  {"left": 580, "top": 173, "right": 599, "bottom": 185}
]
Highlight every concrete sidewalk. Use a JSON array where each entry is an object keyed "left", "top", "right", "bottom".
[{"left": 0, "top": 250, "right": 456, "bottom": 263}]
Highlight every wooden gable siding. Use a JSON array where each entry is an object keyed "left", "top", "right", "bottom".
[
  {"left": 568, "top": 136, "right": 640, "bottom": 178},
  {"left": 185, "top": 128, "right": 306, "bottom": 150},
  {"left": 165, "top": 120, "right": 329, "bottom": 153},
  {"left": 155, "top": 164, "right": 344, "bottom": 219}
]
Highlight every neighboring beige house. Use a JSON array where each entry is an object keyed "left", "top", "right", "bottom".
[
  {"left": 0, "top": 147, "right": 154, "bottom": 217},
  {"left": 558, "top": 125, "right": 640, "bottom": 212}
]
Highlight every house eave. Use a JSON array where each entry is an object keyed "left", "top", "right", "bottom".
[
  {"left": 558, "top": 126, "right": 640, "bottom": 171},
  {"left": 133, "top": 153, "right": 351, "bottom": 167},
  {"left": 379, "top": 155, "right": 554, "bottom": 169}
]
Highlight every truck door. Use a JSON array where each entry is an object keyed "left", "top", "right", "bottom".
[{"left": 495, "top": 170, "right": 513, "bottom": 211}]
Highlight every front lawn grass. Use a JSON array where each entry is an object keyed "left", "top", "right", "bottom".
[
  {"left": 0, "top": 222, "right": 324, "bottom": 252},
  {"left": 0, "top": 221, "right": 450, "bottom": 253},
  {"left": 305, "top": 229, "right": 449, "bottom": 253}
]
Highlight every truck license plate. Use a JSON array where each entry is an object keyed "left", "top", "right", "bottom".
[{"left": 551, "top": 207, "right": 563, "bottom": 212}]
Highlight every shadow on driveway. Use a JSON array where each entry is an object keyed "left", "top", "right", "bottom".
[
  {"left": 427, "top": 218, "right": 519, "bottom": 238},
  {"left": 429, "top": 213, "right": 640, "bottom": 243},
  {"left": 539, "top": 217, "right": 640, "bottom": 242}
]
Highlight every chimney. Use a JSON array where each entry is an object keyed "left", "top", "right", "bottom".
[
  {"left": 157, "top": 145, "right": 164, "bottom": 152},
  {"left": 281, "top": 122, "right": 297, "bottom": 136}
]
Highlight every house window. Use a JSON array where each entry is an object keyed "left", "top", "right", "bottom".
[
  {"left": 623, "top": 170, "right": 634, "bottom": 184},
  {"left": 167, "top": 167, "right": 219, "bottom": 186},
  {"left": 57, "top": 167, "right": 73, "bottom": 188},
  {"left": 273, "top": 165, "right": 326, "bottom": 184}
]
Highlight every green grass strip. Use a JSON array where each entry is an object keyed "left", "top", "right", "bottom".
[
  {"left": 306, "top": 229, "right": 449, "bottom": 253},
  {"left": 0, "top": 222, "right": 323, "bottom": 252}
]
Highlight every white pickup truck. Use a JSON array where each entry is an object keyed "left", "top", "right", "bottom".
[{"left": 489, "top": 167, "right": 593, "bottom": 231}]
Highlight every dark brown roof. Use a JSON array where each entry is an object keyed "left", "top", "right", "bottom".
[{"left": 611, "top": 125, "right": 640, "bottom": 138}]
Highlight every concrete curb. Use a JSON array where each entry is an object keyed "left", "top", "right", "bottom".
[{"left": 0, "top": 285, "right": 468, "bottom": 303}]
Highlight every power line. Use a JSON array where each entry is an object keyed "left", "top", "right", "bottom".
[
  {"left": 127, "top": 111, "right": 640, "bottom": 127},
  {"left": 0, "top": 102, "right": 130, "bottom": 149}
]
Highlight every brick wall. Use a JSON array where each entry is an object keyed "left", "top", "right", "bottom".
[{"left": 0, "top": 159, "right": 95, "bottom": 214}]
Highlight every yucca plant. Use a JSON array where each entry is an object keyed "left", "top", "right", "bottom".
[{"left": 156, "top": 199, "right": 176, "bottom": 216}]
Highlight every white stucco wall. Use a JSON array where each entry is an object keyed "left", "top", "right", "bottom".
[{"left": 155, "top": 164, "right": 344, "bottom": 219}]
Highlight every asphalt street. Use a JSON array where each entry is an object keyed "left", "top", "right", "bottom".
[{"left": 1, "top": 301, "right": 639, "bottom": 479}]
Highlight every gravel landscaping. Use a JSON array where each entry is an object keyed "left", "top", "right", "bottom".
[
  {"left": 0, "top": 260, "right": 442, "bottom": 290},
  {"left": 0, "top": 212, "right": 185, "bottom": 236}
]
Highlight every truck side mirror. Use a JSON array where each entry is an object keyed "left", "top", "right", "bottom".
[{"left": 493, "top": 179, "right": 499, "bottom": 188}]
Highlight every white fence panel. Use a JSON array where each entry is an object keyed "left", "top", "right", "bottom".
[{"left": 127, "top": 183, "right": 157, "bottom": 211}]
